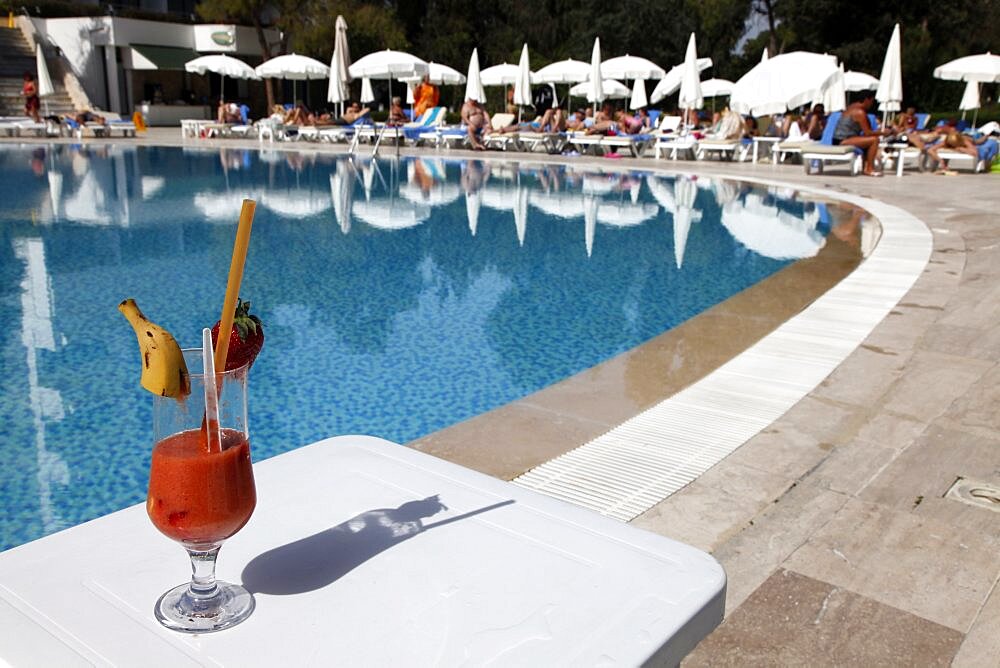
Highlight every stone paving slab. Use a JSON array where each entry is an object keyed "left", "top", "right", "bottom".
[{"left": 683, "top": 569, "right": 964, "bottom": 667}]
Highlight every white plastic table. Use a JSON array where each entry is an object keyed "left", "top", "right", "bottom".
[
  {"left": 751, "top": 136, "right": 782, "bottom": 164},
  {"left": 0, "top": 436, "right": 725, "bottom": 666}
]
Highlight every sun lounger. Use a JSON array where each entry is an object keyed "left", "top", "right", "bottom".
[
  {"left": 599, "top": 133, "right": 655, "bottom": 157},
  {"left": 7, "top": 119, "right": 49, "bottom": 137},
  {"left": 518, "top": 131, "right": 568, "bottom": 154},
  {"left": 695, "top": 137, "right": 747, "bottom": 161},
  {"left": 921, "top": 136, "right": 998, "bottom": 173},
  {"left": 481, "top": 114, "right": 520, "bottom": 151},
  {"left": 801, "top": 111, "right": 863, "bottom": 175}
]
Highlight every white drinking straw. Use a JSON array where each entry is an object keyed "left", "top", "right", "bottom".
[{"left": 202, "top": 327, "right": 222, "bottom": 453}]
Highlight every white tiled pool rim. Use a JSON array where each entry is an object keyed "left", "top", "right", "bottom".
[{"left": 513, "top": 175, "right": 932, "bottom": 521}]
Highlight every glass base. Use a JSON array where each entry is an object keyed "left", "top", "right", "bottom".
[{"left": 154, "top": 580, "right": 255, "bottom": 633}]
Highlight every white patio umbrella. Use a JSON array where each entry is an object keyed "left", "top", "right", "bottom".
[
  {"left": 844, "top": 71, "right": 879, "bottom": 91},
  {"left": 673, "top": 176, "right": 701, "bottom": 270},
  {"left": 327, "top": 15, "right": 351, "bottom": 111},
  {"left": 185, "top": 54, "right": 259, "bottom": 101},
  {"left": 513, "top": 185, "right": 529, "bottom": 246},
  {"left": 329, "top": 162, "right": 355, "bottom": 234},
  {"left": 700, "top": 78, "right": 733, "bottom": 97},
  {"left": 530, "top": 191, "right": 587, "bottom": 218},
  {"left": 959, "top": 80, "right": 980, "bottom": 111},
  {"left": 353, "top": 198, "right": 430, "bottom": 230},
  {"left": 959, "top": 80, "right": 981, "bottom": 125},
  {"left": 513, "top": 43, "right": 533, "bottom": 117},
  {"left": 466, "top": 189, "right": 482, "bottom": 236},
  {"left": 649, "top": 58, "right": 713, "bottom": 103},
  {"left": 404, "top": 62, "right": 466, "bottom": 86},
  {"left": 194, "top": 191, "right": 250, "bottom": 221},
  {"left": 601, "top": 54, "right": 665, "bottom": 80},
  {"left": 46, "top": 169, "right": 62, "bottom": 219},
  {"left": 818, "top": 64, "right": 846, "bottom": 112},
  {"left": 480, "top": 63, "right": 521, "bottom": 86},
  {"left": 360, "top": 77, "right": 375, "bottom": 104},
  {"left": 876, "top": 23, "right": 903, "bottom": 117},
  {"left": 569, "top": 79, "right": 630, "bottom": 99},
  {"left": 678, "top": 33, "right": 704, "bottom": 125},
  {"left": 35, "top": 44, "right": 54, "bottom": 115},
  {"left": 589, "top": 37, "right": 604, "bottom": 107},
  {"left": 933, "top": 52, "right": 1000, "bottom": 82},
  {"left": 399, "top": 179, "right": 461, "bottom": 207},
  {"left": 257, "top": 53, "right": 329, "bottom": 80},
  {"left": 729, "top": 51, "right": 840, "bottom": 116},
  {"left": 629, "top": 78, "right": 648, "bottom": 110},
  {"left": 584, "top": 196, "right": 598, "bottom": 257},
  {"left": 349, "top": 49, "right": 429, "bottom": 107},
  {"left": 596, "top": 202, "right": 658, "bottom": 227},
  {"left": 935, "top": 52, "right": 1000, "bottom": 129},
  {"left": 465, "top": 48, "right": 486, "bottom": 102},
  {"left": 256, "top": 53, "right": 330, "bottom": 106},
  {"left": 760, "top": 47, "right": 769, "bottom": 63},
  {"left": 722, "top": 193, "right": 825, "bottom": 260},
  {"left": 263, "top": 189, "right": 331, "bottom": 218},
  {"left": 534, "top": 59, "right": 590, "bottom": 83}
]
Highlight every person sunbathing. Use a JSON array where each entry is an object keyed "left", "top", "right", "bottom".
[
  {"left": 217, "top": 101, "right": 241, "bottom": 124},
  {"left": 803, "top": 104, "right": 826, "bottom": 140},
  {"left": 461, "top": 98, "right": 491, "bottom": 150},
  {"left": 565, "top": 109, "right": 587, "bottom": 131},
  {"left": 533, "top": 107, "right": 566, "bottom": 132},
  {"left": 283, "top": 103, "right": 309, "bottom": 125},
  {"left": 387, "top": 96, "right": 407, "bottom": 126},
  {"left": 832, "top": 91, "right": 892, "bottom": 176},
  {"left": 74, "top": 110, "right": 107, "bottom": 125},
  {"left": 927, "top": 131, "right": 989, "bottom": 174}
]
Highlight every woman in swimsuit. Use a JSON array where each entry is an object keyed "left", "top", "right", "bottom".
[
  {"left": 23, "top": 72, "right": 40, "bottom": 123},
  {"left": 832, "top": 92, "right": 890, "bottom": 176}
]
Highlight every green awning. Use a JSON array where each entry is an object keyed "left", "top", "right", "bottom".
[{"left": 129, "top": 44, "right": 201, "bottom": 71}]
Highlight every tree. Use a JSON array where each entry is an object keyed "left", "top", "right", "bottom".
[
  {"left": 196, "top": 0, "right": 288, "bottom": 109},
  {"left": 771, "top": 0, "right": 1000, "bottom": 109}
]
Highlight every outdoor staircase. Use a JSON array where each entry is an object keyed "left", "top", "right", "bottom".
[{"left": 0, "top": 26, "right": 75, "bottom": 117}]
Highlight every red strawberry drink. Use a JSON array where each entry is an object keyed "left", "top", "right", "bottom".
[
  {"left": 148, "top": 427, "right": 255, "bottom": 548},
  {"left": 147, "top": 346, "right": 259, "bottom": 633}
]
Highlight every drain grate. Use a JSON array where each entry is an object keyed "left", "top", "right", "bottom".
[{"left": 946, "top": 478, "right": 1000, "bottom": 513}]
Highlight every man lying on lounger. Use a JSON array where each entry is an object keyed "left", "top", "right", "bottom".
[{"left": 72, "top": 110, "right": 107, "bottom": 126}]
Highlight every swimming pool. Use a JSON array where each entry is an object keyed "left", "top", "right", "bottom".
[{"left": 0, "top": 144, "right": 843, "bottom": 550}]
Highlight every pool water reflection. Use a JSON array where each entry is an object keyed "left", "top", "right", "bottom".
[{"left": 0, "top": 144, "right": 862, "bottom": 550}]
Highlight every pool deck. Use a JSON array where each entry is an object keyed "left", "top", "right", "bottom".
[{"left": 6, "top": 129, "right": 1000, "bottom": 665}]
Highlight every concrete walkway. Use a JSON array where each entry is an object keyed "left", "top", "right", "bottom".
[{"left": 6, "top": 129, "right": 998, "bottom": 664}]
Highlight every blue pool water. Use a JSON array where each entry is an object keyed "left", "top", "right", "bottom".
[{"left": 0, "top": 144, "right": 836, "bottom": 550}]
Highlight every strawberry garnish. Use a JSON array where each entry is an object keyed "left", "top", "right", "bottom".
[{"left": 211, "top": 298, "right": 264, "bottom": 371}]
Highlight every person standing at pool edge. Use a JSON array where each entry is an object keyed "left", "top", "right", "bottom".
[
  {"left": 22, "top": 72, "right": 40, "bottom": 123},
  {"left": 414, "top": 75, "right": 439, "bottom": 119}
]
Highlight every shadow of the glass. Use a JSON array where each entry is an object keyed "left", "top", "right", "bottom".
[{"left": 241, "top": 495, "right": 515, "bottom": 595}]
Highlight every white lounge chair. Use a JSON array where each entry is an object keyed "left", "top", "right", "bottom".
[{"left": 800, "top": 111, "right": 863, "bottom": 175}]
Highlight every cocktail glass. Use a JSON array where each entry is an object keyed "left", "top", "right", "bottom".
[{"left": 148, "top": 348, "right": 256, "bottom": 633}]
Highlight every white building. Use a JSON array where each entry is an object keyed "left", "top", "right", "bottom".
[{"left": 32, "top": 13, "right": 278, "bottom": 122}]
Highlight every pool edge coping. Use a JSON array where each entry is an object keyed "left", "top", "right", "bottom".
[{"left": 510, "top": 174, "right": 932, "bottom": 521}]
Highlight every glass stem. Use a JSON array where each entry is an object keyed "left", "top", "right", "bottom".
[{"left": 187, "top": 546, "right": 221, "bottom": 599}]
